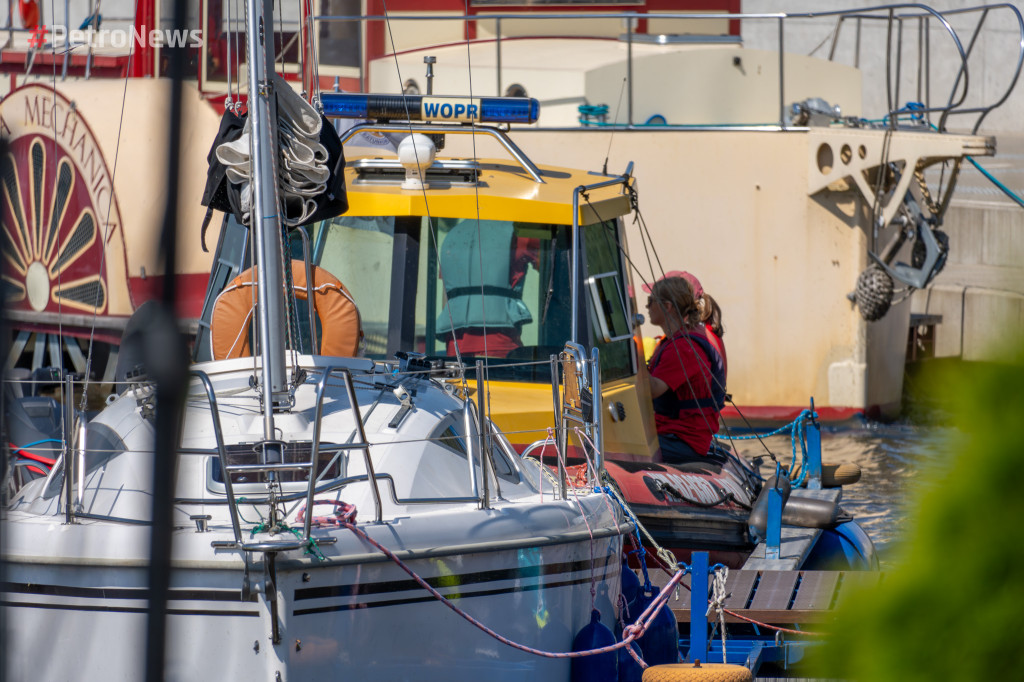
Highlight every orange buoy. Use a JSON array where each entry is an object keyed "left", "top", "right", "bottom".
[{"left": 210, "top": 260, "right": 362, "bottom": 360}]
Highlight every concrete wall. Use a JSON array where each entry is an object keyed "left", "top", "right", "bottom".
[
  {"left": 741, "top": 0, "right": 1024, "bottom": 135},
  {"left": 911, "top": 201, "right": 1024, "bottom": 361}
]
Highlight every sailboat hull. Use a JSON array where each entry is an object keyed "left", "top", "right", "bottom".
[{"left": 3, "top": 506, "right": 623, "bottom": 680}]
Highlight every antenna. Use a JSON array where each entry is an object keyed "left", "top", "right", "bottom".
[
  {"left": 424, "top": 55, "right": 436, "bottom": 95},
  {"left": 602, "top": 78, "right": 628, "bottom": 176}
]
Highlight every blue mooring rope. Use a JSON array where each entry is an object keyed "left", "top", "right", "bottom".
[
  {"left": 596, "top": 484, "right": 654, "bottom": 592},
  {"left": 717, "top": 409, "right": 816, "bottom": 487}
]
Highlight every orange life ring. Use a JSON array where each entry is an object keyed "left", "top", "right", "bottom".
[{"left": 210, "top": 260, "right": 362, "bottom": 360}]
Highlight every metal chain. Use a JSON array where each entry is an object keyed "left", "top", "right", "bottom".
[{"left": 914, "top": 162, "right": 941, "bottom": 216}]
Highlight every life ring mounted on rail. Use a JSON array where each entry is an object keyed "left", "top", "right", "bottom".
[{"left": 210, "top": 260, "right": 363, "bottom": 360}]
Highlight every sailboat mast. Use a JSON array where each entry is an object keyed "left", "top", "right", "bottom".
[{"left": 245, "top": 0, "right": 289, "bottom": 432}]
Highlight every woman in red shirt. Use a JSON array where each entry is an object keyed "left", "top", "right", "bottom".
[{"left": 645, "top": 276, "right": 726, "bottom": 462}]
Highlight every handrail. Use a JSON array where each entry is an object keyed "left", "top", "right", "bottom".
[
  {"left": 312, "top": 366, "right": 383, "bottom": 524},
  {"left": 189, "top": 370, "right": 243, "bottom": 541},
  {"left": 935, "top": 4, "right": 1024, "bottom": 133},
  {"left": 305, "top": 5, "right": 1022, "bottom": 134},
  {"left": 336, "top": 121, "right": 546, "bottom": 184}
]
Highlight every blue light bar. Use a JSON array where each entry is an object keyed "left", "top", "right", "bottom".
[{"left": 320, "top": 93, "right": 539, "bottom": 124}]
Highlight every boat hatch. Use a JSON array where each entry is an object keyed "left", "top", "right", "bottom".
[
  {"left": 209, "top": 441, "right": 344, "bottom": 488},
  {"left": 351, "top": 158, "right": 481, "bottom": 186}
]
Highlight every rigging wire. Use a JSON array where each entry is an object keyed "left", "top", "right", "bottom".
[
  {"left": 44, "top": 0, "right": 69, "bottom": 424},
  {"left": 581, "top": 193, "right": 781, "bottom": 466},
  {"left": 378, "top": 0, "right": 467, "bottom": 391},
  {"left": 601, "top": 77, "right": 627, "bottom": 175},
  {"left": 459, "top": 0, "right": 499, "bottom": 465},
  {"left": 226, "top": 0, "right": 235, "bottom": 108},
  {"left": 79, "top": 0, "right": 137, "bottom": 413}
]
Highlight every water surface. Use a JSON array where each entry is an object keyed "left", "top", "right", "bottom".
[{"left": 728, "top": 421, "right": 952, "bottom": 568}]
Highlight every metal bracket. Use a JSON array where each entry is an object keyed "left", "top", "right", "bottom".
[{"left": 867, "top": 191, "right": 947, "bottom": 289}]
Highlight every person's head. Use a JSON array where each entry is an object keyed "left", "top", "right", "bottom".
[
  {"left": 646, "top": 276, "right": 701, "bottom": 331},
  {"left": 699, "top": 292, "right": 724, "bottom": 338},
  {"left": 642, "top": 270, "right": 703, "bottom": 300}
]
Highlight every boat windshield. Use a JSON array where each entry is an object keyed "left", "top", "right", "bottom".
[{"left": 295, "top": 215, "right": 632, "bottom": 382}]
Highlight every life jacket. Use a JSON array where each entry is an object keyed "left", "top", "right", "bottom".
[
  {"left": 648, "top": 330, "right": 727, "bottom": 416},
  {"left": 435, "top": 220, "right": 532, "bottom": 336}
]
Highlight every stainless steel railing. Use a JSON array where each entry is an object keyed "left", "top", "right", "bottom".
[
  {"left": 308, "top": 5, "right": 1023, "bottom": 132},
  {"left": 816, "top": 3, "right": 1024, "bottom": 133}
]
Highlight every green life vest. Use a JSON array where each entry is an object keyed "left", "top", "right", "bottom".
[{"left": 435, "top": 220, "right": 533, "bottom": 337}]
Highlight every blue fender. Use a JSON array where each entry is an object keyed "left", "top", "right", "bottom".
[
  {"left": 572, "top": 609, "right": 617, "bottom": 682},
  {"left": 805, "top": 520, "right": 879, "bottom": 571}
]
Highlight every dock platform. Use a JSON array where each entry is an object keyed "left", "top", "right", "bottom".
[{"left": 671, "top": 569, "right": 882, "bottom": 624}]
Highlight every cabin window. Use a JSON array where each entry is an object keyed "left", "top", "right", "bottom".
[
  {"left": 317, "top": 0, "right": 362, "bottom": 71},
  {"left": 305, "top": 215, "right": 575, "bottom": 383},
  {"left": 429, "top": 417, "right": 520, "bottom": 485},
  {"left": 200, "top": 0, "right": 302, "bottom": 90},
  {"left": 582, "top": 220, "right": 634, "bottom": 382},
  {"left": 42, "top": 422, "right": 126, "bottom": 500}
]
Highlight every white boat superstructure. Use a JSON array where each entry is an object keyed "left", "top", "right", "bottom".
[{"left": 4, "top": 351, "right": 625, "bottom": 680}]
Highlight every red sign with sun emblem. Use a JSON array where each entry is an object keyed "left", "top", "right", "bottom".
[{"left": 1, "top": 85, "right": 127, "bottom": 319}]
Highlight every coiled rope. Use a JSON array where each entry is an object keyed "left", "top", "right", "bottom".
[{"left": 717, "top": 409, "right": 816, "bottom": 487}]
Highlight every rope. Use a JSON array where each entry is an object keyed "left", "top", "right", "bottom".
[
  {"left": 336, "top": 501, "right": 687, "bottom": 665},
  {"left": 248, "top": 519, "right": 328, "bottom": 562},
  {"left": 965, "top": 154, "right": 1024, "bottom": 209},
  {"left": 720, "top": 608, "right": 825, "bottom": 637},
  {"left": 707, "top": 564, "right": 729, "bottom": 663},
  {"left": 716, "top": 409, "right": 815, "bottom": 487}
]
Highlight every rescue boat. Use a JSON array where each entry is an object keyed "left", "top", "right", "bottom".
[{"left": 191, "top": 92, "right": 876, "bottom": 571}]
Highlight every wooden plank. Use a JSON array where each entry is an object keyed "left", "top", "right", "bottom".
[
  {"left": 748, "top": 571, "right": 799, "bottom": 611},
  {"left": 673, "top": 607, "right": 839, "bottom": 624},
  {"left": 723, "top": 570, "right": 758, "bottom": 610},
  {"left": 791, "top": 571, "right": 840, "bottom": 611},
  {"left": 742, "top": 527, "right": 822, "bottom": 571}
]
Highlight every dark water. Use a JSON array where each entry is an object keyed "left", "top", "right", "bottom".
[{"left": 729, "top": 420, "right": 951, "bottom": 569}]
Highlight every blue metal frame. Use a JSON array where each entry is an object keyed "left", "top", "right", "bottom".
[{"left": 679, "top": 551, "right": 820, "bottom": 675}]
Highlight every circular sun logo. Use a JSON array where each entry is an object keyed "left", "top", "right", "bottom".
[
  {"left": 2, "top": 135, "right": 106, "bottom": 313},
  {"left": 1, "top": 85, "right": 125, "bottom": 318}
]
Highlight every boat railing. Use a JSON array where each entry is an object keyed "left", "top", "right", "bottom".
[
  {"left": 186, "top": 361, "right": 516, "bottom": 547},
  {"left": 816, "top": 3, "right": 1024, "bottom": 133},
  {"left": 186, "top": 366, "right": 384, "bottom": 551},
  {"left": 334, "top": 121, "right": 546, "bottom": 184},
  {"left": 309, "top": 5, "right": 1023, "bottom": 133}
]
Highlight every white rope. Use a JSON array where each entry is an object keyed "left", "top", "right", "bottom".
[{"left": 706, "top": 565, "right": 729, "bottom": 663}]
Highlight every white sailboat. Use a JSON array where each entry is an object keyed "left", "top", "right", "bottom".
[{"left": 1, "top": 0, "right": 626, "bottom": 678}]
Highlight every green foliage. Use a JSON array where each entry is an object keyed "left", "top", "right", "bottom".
[{"left": 813, "top": 349, "right": 1024, "bottom": 681}]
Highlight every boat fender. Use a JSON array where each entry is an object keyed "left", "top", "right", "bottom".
[
  {"left": 641, "top": 662, "right": 752, "bottom": 682},
  {"left": 821, "top": 462, "right": 861, "bottom": 487},
  {"left": 747, "top": 473, "right": 791, "bottom": 541},
  {"left": 571, "top": 609, "right": 617, "bottom": 682},
  {"left": 780, "top": 496, "right": 839, "bottom": 529},
  {"left": 618, "top": 640, "right": 645, "bottom": 682},
  {"left": 631, "top": 589, "right": 679, "bottom": 666}
]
